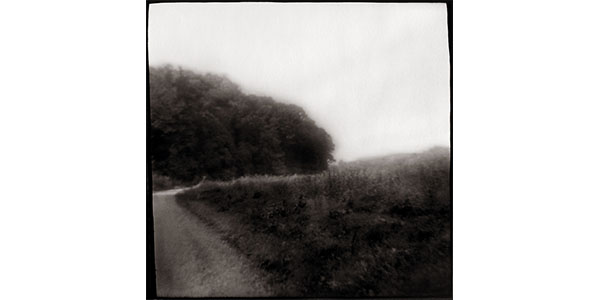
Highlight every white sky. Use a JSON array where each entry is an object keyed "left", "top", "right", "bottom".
[{"left": 149, "top": 3, "right": 450, "bottom": 161}]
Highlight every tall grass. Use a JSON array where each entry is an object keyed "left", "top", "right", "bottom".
[{"left": 177, "top": 147, "right": 451, "bottom": 296}]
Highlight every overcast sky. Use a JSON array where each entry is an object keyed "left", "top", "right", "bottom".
[{"left": 149, "top": 3, "right": 450, "bottom": 161}]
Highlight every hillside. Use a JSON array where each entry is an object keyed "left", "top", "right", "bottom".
[{"left": 176, "top": 147, "right": 451, "bottom": 297}]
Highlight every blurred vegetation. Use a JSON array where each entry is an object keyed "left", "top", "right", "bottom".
[
  {"left": 177, "top": 147, "right": 451, "bottom": 297},
  {"left": 150, "top": 65, "right": 334, "bottom": 183},
  {"left": 151, "top": 173, "right": 184, "bottom": 192}
]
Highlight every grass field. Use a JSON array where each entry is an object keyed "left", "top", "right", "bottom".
[{"left": 176, "top": 147, "right": 451, "bottom": 297}]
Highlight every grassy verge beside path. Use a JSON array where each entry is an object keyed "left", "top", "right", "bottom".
[{"left": 177, "top": 147, "right": 451, "bottom": 297}]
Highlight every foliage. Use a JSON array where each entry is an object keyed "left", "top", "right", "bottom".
[
  {"left": 177, "top": 147, "right": 451, "bottom": 297},
  {"left": 151, "top": 173, "right": 183, "bottom": 191},
  {"left": 150, "top": 65, "right": 334, "bottom": 182}
]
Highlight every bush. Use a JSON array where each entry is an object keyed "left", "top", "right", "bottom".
[{"left": 151, "top": 173, "right": 183, "bottom": 191}]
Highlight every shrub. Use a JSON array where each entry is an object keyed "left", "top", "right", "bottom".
[{"left": 151, "top": 173, "right": 183, "bottom": 191}]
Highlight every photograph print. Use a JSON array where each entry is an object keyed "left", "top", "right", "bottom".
[{"left": 148, "top": 2, "right": 451, "bottom": 298}]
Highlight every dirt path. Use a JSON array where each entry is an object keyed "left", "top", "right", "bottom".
[{"left": 152, "top": 188, "right": 272, "bottom": 297}]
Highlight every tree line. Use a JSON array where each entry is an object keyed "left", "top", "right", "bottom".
[{"left": 150, "top": 65, "right": 335, "bottom": 182}]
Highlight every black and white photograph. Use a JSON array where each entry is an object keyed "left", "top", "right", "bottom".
[
  {"left": 6, "top": 1, "right": 600, "bottom": 300},
  {"left": 147, "top": 2, "right": 451, "bottom": 298},
  {"left": 5, "top": 1, "right": 600, "bottom": 300}
]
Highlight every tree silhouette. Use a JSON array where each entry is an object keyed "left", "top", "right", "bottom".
[{"left": 150, "top": 65, "right": 335, "bottom": 182}]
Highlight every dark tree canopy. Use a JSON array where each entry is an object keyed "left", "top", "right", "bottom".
[{"left": 150, "top": 65, "right": 335, "bottom": 182}]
